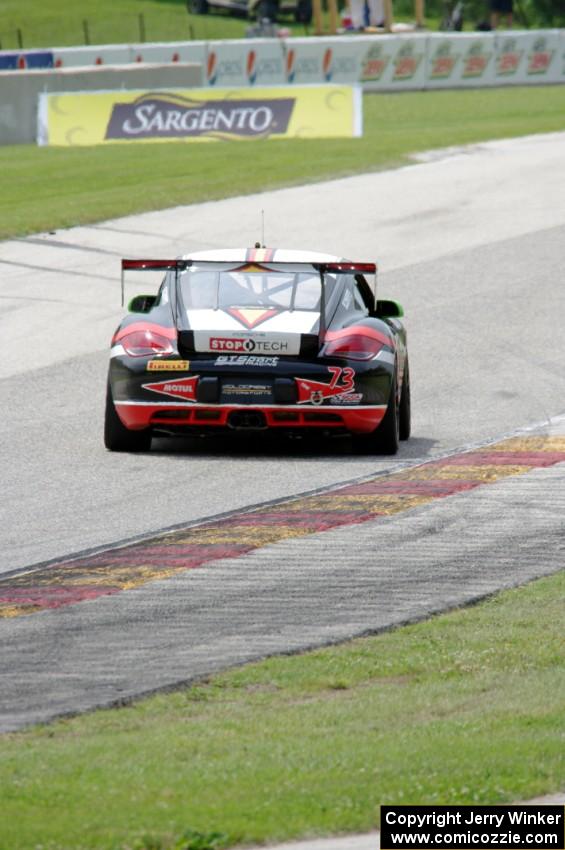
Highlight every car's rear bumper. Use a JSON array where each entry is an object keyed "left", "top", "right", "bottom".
[{"left": 115, "top": 401, "right": 386, "bottom": 434}]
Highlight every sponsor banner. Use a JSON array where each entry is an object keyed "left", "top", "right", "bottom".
[
  {"left": 494, "top": 30, "right": 560, "bottom": 83},
  {"left": 284, "top": 37, "right": 367, "bottom": 85},
  {"left": 128, "top": 41, "right": 206, "bottom": 67},
  {"left": 206, "top": 39, "right": 285, "bottom": 86},
  {"left": 195, "top": 331, "right": 301, "bottom": 355},
  {"left": 51, "top": 46, "right": 130, "bottom": 69},
  {"left": 425, "top": 34, "right": 496, "bottom": 88},
  {"left": 361, "top": 34, "right": 428, "bottom": 90},
  {"left": 38, "top": 85, "right": 361, "bottom": 146},
  {"left": 0, "top": 51, "right": 54, "bottom": 71}
]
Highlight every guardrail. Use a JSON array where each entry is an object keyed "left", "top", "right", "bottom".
[{"left": 1, "top": 29, "right": 563, "bottom": 89}]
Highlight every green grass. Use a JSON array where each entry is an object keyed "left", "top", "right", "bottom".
[
  {"left": 3, "top": 85, "right": 565, "bottom": 241},
  {"left": 0, "top": 0, "right": 310, "bottom": 50},
  {"left": 0, "top": 571, "right": 563, "bottom": 850}
]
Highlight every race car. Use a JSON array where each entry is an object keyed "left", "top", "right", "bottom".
[{"left": 105, "top": 247, "right": 410, "bottom": 453}]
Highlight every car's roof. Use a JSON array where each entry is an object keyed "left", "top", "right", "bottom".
[{"left": 181, "top": 247, "right": 343, "bottom": 264}]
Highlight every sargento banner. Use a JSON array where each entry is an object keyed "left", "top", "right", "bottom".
[{"left": 37, "top": 85, "right": 362, "bottom": 146}]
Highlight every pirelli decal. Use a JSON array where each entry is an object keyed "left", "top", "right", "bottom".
[{"left": 147, "top": 360, "right": 190, "bottom": 371}]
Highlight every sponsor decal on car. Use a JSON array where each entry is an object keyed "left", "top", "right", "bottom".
[
  {"left": 105, "top": 93, "right": 295, "bottom": 141},
  {"left": 195, "top": 331, "right": 300, "bottom": 355},
  {"left": 330, "top": 392, "right": 364, "bottom": 405},
  {"left": 296, "top": 366, "right": 355, "bottom": 404},
  {"left": 223, "top": 383, "right": 270, "bottom": 396},
  {"left": 215, "top": 355, "right": 280, "bottom": 367},
  {"left": 147, "top": 359, "right": 190, "bottom": 371},
  {"left": 143, "top": 376, "right": 199, "bottom": 401}
]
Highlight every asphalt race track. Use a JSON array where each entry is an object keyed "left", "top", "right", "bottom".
[{"left": 1, "top": 132, "right": 565, "bottom": 730}]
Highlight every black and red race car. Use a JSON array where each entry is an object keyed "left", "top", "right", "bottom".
[{"left": 105, "top": 247, "right": 410, "bottom": 453}]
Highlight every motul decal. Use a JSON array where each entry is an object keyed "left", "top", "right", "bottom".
[
  {"left": 143, "top": 376, "right": 199, "bottom": 401},
  {"left": 227, "top": 307, "right": 279, "bottom": 329},
  {"left": 296, "top": 367, "right": 355, "bottom": 405}
]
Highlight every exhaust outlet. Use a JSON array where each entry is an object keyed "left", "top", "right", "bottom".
[{"left": 228, "top": 410, "right": 268, "bottom": 430}]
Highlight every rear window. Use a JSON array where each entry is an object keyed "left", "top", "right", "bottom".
[{"left": 179, "top": 268, "right": 336, "bottom": 312}]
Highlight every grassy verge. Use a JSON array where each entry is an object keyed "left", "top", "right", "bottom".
[
  {"left": 3, "top": 85, "right": 565, "bottom": 241},
  {"left": 0, "top": 571, "right": 563, "bottom": 850},
  {"left": 0, "top": 0, "right": 286, "bottom": 50}
]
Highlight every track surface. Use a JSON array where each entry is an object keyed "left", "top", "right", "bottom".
[
  {"left": 1, "top": 132, "right": 565, "bottom": 730},
  {"left": 2, "top": 133, "right": 565, "bottom": 574}
]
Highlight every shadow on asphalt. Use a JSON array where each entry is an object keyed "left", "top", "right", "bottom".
[{"left": 150, "top": 433, "right": 440, "bottom": 461}]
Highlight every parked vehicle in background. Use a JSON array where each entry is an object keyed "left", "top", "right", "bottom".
[{"left": 187, "top": 0, "right": 313, "bottom": 24}]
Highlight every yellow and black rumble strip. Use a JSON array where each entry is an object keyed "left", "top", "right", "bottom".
[{"left": 2, "top": 436, "right": 565, "bottom": 619}]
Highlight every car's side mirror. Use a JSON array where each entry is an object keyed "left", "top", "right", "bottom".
[
  {"left": 375, "top": 299, "right": 404, "bottom": 318},
  {"left": 128, "top": 294, "right": 157, "bottom": 313}
]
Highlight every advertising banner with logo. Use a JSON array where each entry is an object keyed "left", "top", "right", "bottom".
[
  {"left": 128, "top": 41, "right": 207, "bottom": 68},
  {"left": 425, "top": 33, "right": 496, "bottom": 88},
  {"left": 360, "top": 34, "right": 428, "bottom": 91},
  {"left": 284, "top": 37, "right": 367, "bottom": 85},
  {"left": 205, "top": 39, "right": 285, "bottom": 86},
  {"left": 37, "top": 85, "right": 362, "bottom": 146},
  {"left": 494, "top": 30, "right": 560, "bottom": 84}
]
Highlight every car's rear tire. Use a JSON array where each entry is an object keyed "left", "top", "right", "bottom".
[
  {"left": 353, "top": 372, "right": 399, "bottom": 455},
  {"left": 399, "top": 357, "right": 411, "bottom": 441},
  {"left": 104, "top": 384, "right": 152, "bottom": 453}
]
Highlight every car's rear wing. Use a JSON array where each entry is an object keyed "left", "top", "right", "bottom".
[
  {"left": 121, "top": 258, "right": 378, "bottom": 352},
  {"left": 121, "top": 257, "right": 377, "bottom": 306},
  {"left": 121, "top": 259, "right": 190, "bottom": 306}
]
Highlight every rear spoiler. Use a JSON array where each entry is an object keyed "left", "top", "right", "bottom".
[
  {"left": 121, "top": 259, "right": 190, "bottom": 306},
  {"left": 121, "top": 258, "right": 377, "bottom": 306}
]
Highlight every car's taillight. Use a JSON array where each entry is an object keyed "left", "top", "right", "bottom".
[
  {"left": 120, "top": 330, "right": 175, "bottom": 358},
  {"left": 324, "top": 334, "right": 384, "bottom": 361}
]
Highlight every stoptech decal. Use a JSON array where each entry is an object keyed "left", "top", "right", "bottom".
[
  {"left": 147, "top": 360, "right": 189, "bottom": 371},
  {"left": 105, "top": 93, "right": 295, "bottom": 141},
  {"left": 194, "top": 331, "right": 300, "bottom": 355},
  {"left": 143, "top": 376, "right": 199, "bottom": 401},
  {"left": 296, "top": 367, "right": 355, "bottom": 405}
]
